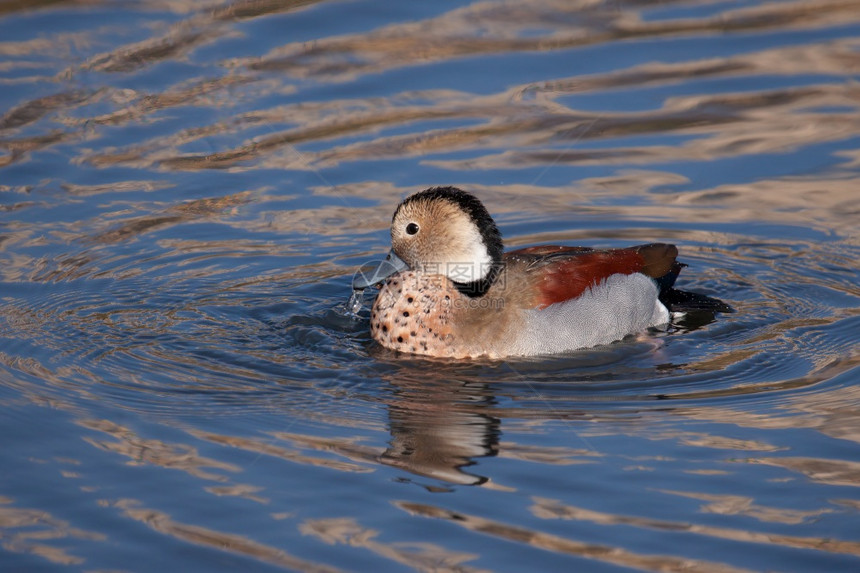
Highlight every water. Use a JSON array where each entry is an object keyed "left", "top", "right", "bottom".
[{"left": 1, "top": 0, "right": 859, "bottom": 571}]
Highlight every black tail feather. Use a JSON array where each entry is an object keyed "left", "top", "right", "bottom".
[
  {"left": 655, "top": 262, "right": 733, "bottom": 314},
  {"left": 654, "top": 261, "right": 685, "bottom": 294},
  {"left": 659, "top": 288, "right": 734, "bottom": 314}
]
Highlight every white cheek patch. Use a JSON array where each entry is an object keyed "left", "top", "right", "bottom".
[{"left": 442, "top": 223, "right": 492, "bottom": 283}]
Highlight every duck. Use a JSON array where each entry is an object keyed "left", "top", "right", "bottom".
[{"left": 353, "top": 186, "right": 731, "bottom": 359}]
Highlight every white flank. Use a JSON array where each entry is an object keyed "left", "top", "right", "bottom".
[{"left": 510, "top": 273, "right": 669, "bottom": 355}]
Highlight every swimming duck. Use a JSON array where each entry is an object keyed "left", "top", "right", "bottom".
[{"left": 353, "top": 186, "right": 730, "bottom": 359}]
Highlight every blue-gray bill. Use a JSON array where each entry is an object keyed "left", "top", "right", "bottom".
[{"left": 352, "top": 250, "right": 409, "bottom": 290}]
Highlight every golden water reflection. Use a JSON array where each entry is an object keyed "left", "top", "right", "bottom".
[
  {"left": 245, "top": 0, "right": 860, "bottom": 79},
  {"left": 3, "top": 359, "right": 857, "bottom": 569},
  {"left": 529, "top": 496, "right": 860, "bottom": 557},
  {"left": 108, "top": 498, "right": 341, "bottom": 573},
  {"left": 80, "top": 418, "right": 240, "bottom": 481},
  {"left": 398, "top": 501, "right": 755, "bottom": 573},
  {"left": 2, "top": 0, "right": 858, "bottom": 239},
  {"left": 301, "top": 517, "right": 485, "bottom": 573},
  {"left": 191, "top": 430, "right": 376, "bottom": 474},
  {"left": 657, "top": 491, "right": 833, "bottom": 524},
  {"left": 0, "top": 496, "right": 104, "bottom": 566},
  {"left": 2, "top": 0, "right": 859, "bottom": 570}
]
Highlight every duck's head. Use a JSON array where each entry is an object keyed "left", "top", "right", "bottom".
[{"left": 353, "top": 186, "right": 504, "bottom": 297}]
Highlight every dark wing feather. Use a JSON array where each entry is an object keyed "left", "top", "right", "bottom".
[{"left": 505, "top": 243, "right": 679, "bottom": 309}]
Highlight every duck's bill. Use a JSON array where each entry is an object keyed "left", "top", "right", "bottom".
[{"left": 352, "top": 250, "right": 409, "bottom": 290}]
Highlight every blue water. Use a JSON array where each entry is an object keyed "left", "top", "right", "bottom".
[{"left": 2, "top": 0, "right": 859, "bottom": 571}]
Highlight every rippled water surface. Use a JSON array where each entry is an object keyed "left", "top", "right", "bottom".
[{"left": 2, "top": 0, "right": 860, "bottom": 571}]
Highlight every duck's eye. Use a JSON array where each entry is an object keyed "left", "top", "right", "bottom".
[{"left": 405, "top": 222, "right": 419, "bottom": 235}]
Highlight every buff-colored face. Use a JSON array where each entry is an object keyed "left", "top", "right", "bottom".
[{"left": 391, "top": 196, "right": 493, "bottom": 283}]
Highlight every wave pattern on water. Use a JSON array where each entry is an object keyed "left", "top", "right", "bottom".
[{"left": 1, "top": 0, "right": 859, "bottom": 571}]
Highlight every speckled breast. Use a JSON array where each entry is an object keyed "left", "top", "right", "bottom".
[{"left": 370, "top": 271, "right": 463, "bottom": 358}]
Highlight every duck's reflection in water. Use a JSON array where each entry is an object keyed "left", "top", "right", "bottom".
[{"left": 379, "top": 374, "right": 500, "bottom": 486}]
